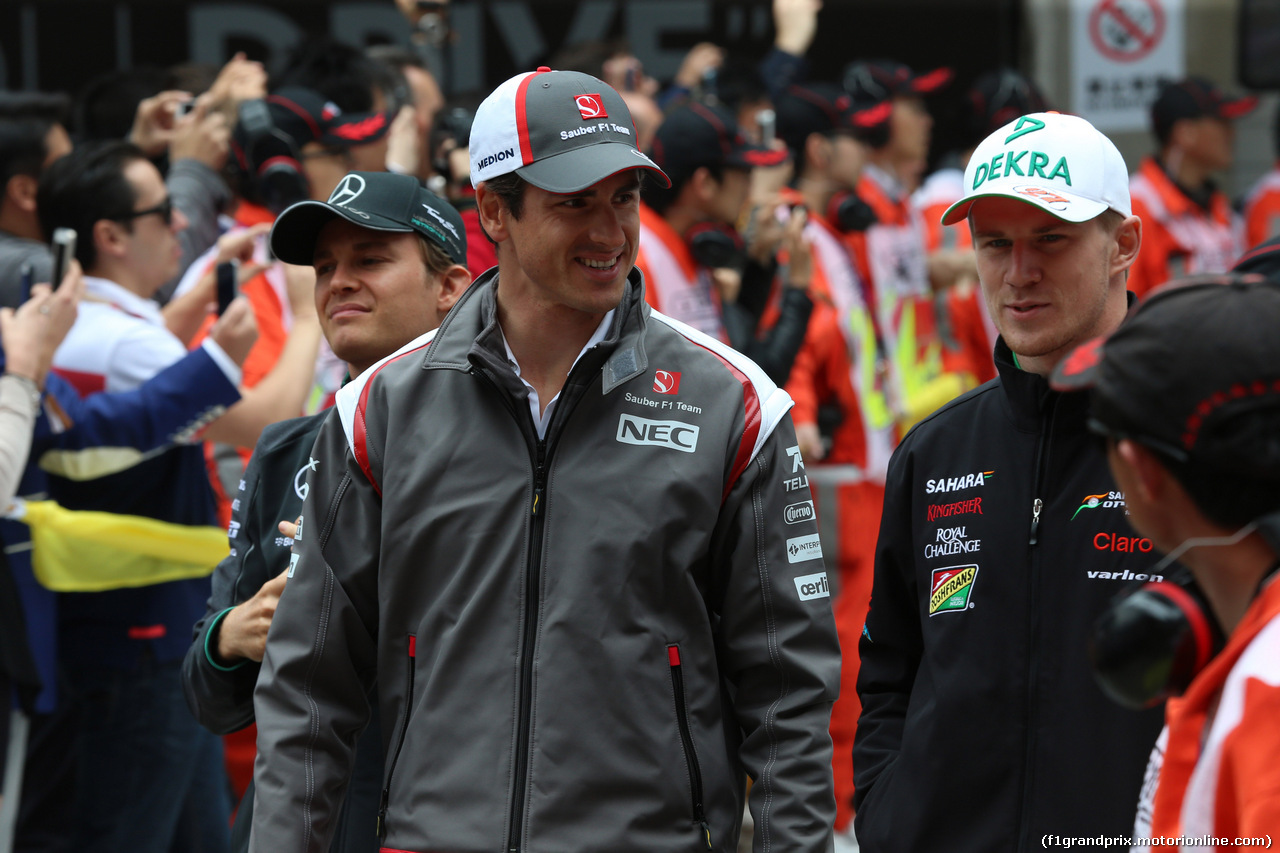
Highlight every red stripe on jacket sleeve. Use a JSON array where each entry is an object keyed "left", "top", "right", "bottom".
[
  {"left": 352, "top": 343, "right": 431, "bottom": 497},
  {"left": 685, "top": 341, "right": 762, "bottom": 503}
]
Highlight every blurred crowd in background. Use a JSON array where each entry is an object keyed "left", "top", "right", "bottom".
[{"left": 3, "top": 0, "right": 1280, "bottom": 850}]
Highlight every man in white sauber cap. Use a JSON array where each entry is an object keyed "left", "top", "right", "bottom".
[
  {"left": 853, "top": 112, "right": 1167, "bottom": 852},
  {"left": 250, "top": 66, "right": 841, "bottom": 853}
]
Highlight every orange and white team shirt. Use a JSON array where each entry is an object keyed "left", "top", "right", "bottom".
[
  {"left": 776, "top": 197, "right": 892, "bottom": 833},
  {"left": 912, "top": 166, "right": 972, "bottom": 253},
  {"left": 1134, "top": 574, "right": 1280, "bottom": 845},
  {"left": 1128, "top": 157, "right": 1244, "bottom": 298},
  {"left": 911, "top": 166, "right": 998, "bottom": 386},
  {"left": 634, "top": 202, "right": 727, "bottom": 343},
  {"left": 782, "top": 199, "right": 894, "bottom": 481},
  {"left": 1242, "top": 165, "right": 1280, "bottom": 252},
  {"left": 847, "top": 165, "right": 966, "bottom": 431}
]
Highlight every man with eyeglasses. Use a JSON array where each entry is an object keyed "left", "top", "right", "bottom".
[
  {"left": 853, "top": 113, "right": 1165, "bottom": 850},
  {"left": 29, "top": 139, "right": 269, "bottom": 852}
]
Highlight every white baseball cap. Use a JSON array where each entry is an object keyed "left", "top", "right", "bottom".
[
  {"left": 469, "top": 67, "right": 669, "bottom": 193},
  {"left": 941, "top": 112, "right": 1130, "bottom": 225}
]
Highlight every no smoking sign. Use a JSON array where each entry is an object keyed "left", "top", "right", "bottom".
[{"left": 1089, "top": 0, "right": 1166, "bottom": 62}]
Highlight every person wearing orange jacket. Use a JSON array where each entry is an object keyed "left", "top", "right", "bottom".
[
  {"left": 840, "top": 61, "right": 968, "bottom": 433},
  {"left": 913, "top": 70, "right": 1052, "bottom": 390},
  {"left": 636, "top": 101, "right": 787, "bottom": 344},
  {"left": 1242, "top": 106, "right": 1280, "bottom": 251},
  {"left": 1127, "top": 77, "right": 1256, "bottom": 297},
  {"left": 772, "top": 81, "right": 893, "bottom": 840},
  {"left": 1051, "top": 275, "right": 1280, "bottom": 843}
]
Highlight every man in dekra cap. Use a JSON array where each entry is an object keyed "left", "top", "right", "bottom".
[
  {"left": 854, "top": 112, "right": 1166, "bottom": 851},
  {"left": 250, "top": 68, "right": 840, "bottom": 852},
  {"left": 1051, "top": 274, "right": 1280, "bottom": 840},
  {"left": 184, "top": 170, "right": 470, "bottom": 853}
]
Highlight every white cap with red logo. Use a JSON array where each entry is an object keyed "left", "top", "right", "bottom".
[
  {"left": 469, "top": 66, "right": 669, "bottom": 194},
  {"left": 941, "top": 112, "right": 1130, "bottom": 226}
]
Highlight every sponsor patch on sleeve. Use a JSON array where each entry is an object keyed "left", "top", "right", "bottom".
[
  {"left": 786, "top": 533, "right": 823, "bottom": 563},
  {"left": 793, "top": 571, "right": 830, "bottom": 601}
]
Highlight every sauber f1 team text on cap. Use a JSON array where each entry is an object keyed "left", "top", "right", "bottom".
[{"left": 469, "top": 67, "right": 669, "bottom": 194}]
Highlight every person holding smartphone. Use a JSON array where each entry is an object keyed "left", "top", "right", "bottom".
[
  {"left": 32, "top": 140, "right": 265, "bottom": 853},
  {"left": 0, "top": 254, "right": 256, "bottom": 851},
  {"left": 0, "top": 92, "right": 74, "bottom": 308}
]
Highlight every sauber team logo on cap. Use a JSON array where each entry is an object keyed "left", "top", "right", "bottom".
[
  {"left": 653, "top": 370, "right": 681, "bottom": 394},
  {"left": 575, "top": 94, "right": 607, "bottom": 120},
  {"left": 929, "top": 564, "right": 978, "bottom": 616}
]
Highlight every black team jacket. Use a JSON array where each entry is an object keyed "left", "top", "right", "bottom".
[{"left": 853, "top": 335, "right": 1165, "bottom": 851}]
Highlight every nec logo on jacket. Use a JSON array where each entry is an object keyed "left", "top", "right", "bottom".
[{"left": 616, "top": 414, "right": 699, "bottom": 452}]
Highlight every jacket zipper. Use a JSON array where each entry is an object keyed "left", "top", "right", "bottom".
[
  {"left": 474, "top": 354, "right": 599, "bottom": 853},
  {"left": 377, "top": 635, "right": 417, "bottom": 840},
  {"left": 667, "top": 645, "right": 713, "bottom": 850},
  {"left": 1016, "top": 393, "right": 1057, "bottom": 850},
  {"left": 507, "top": 436, "right": 547, "bottom": 853}
]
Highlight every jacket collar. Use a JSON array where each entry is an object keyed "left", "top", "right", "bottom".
[
  {"left": 422, "top": 264, "right": 651, "bottom": 397},
  {"left": 992, "top": 289, "right": 1140, "bottom": 432}
]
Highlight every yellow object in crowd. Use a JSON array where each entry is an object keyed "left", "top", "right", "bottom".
[{"left": 9, "top": 499, "right": 226, "bottom": 592}]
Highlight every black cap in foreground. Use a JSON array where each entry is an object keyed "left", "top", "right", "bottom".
[
  {"left": 1050, "top": 273, "right": 1280, "bottom": 476},
  {"left": 271, "top": 171, "right": 467, "bottom": 267},
  {"left": 1232, "top": 235, "right": 1280, "bottom": 279}
]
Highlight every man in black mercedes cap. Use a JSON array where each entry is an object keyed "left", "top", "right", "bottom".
[
  {"left": 181, "top": 170, "right": 470, "bottom": 853},
  {"left": 250, "top": 68, "right": 840, "bottom": 853},
  {"left": 1050, "top": 274, "right": 1280, "bottom": 841}
]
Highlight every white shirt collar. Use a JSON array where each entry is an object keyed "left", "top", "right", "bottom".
[
  {"left": 865, "top": 162, "right": 907, "bottom": 202},
  {"left": 500, "top": 309, "right": 615, "bottom": 439},
  {"left": 83, "top": 276, "right": 166, "bottom": 328}
]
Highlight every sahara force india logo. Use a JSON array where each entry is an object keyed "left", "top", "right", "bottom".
[
  {"left": 1071, "top": 490, "right": 1126, "bottom": 520},
  {"left": 925, "top": 470, "right": 994, "bottom": 495},
  {"left": 928, "top": 564, "right": 978, "bottom": 616}
]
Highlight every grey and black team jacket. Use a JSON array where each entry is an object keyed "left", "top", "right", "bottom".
[
  {"left": 853, "top": 336, "right": 1166, "bottom": 852},
  {"left": 180, "top": 412, "right": 382, "bottom": 853},
  {"left": 250, "top": 268, "right": 841, "bottom": 853}
]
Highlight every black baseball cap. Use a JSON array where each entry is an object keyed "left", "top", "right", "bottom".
[
  {"left": 1151, "top": 76, "right": 1259, "bottom": 141},
  {"left": 270, "top": 171, "right": 467, "bottom": 267},
  {"left": 468, "top": 67, "right": 669, "bottom": 193},
  {"left": 1051, "top": 274, "right": 1280, "bottom": 477},
  {"left": 773, "top": 83, "right": 893, "bottom": 154},
  {"left": 649, "top": 101, "right": 788, "bottom": 177},
  {"left": 1233, "top": 235, "right": 1280, "bottom": 279},
  {"left": 966, "top": 69, "right": 1051, "bottom": 145},
  {"left": 264, "top": 87, "right": 395, "bottom": 147},
  {"left": 842, "top": 60, "right": 953, "bottom": 102}
]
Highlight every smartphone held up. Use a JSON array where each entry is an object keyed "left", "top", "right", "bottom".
[
  {"left": 216, "top": 260, "right": 240, "bottom": 316},
  {"left": 50, "top": 228, "right": 77, "bottom": 292}
]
